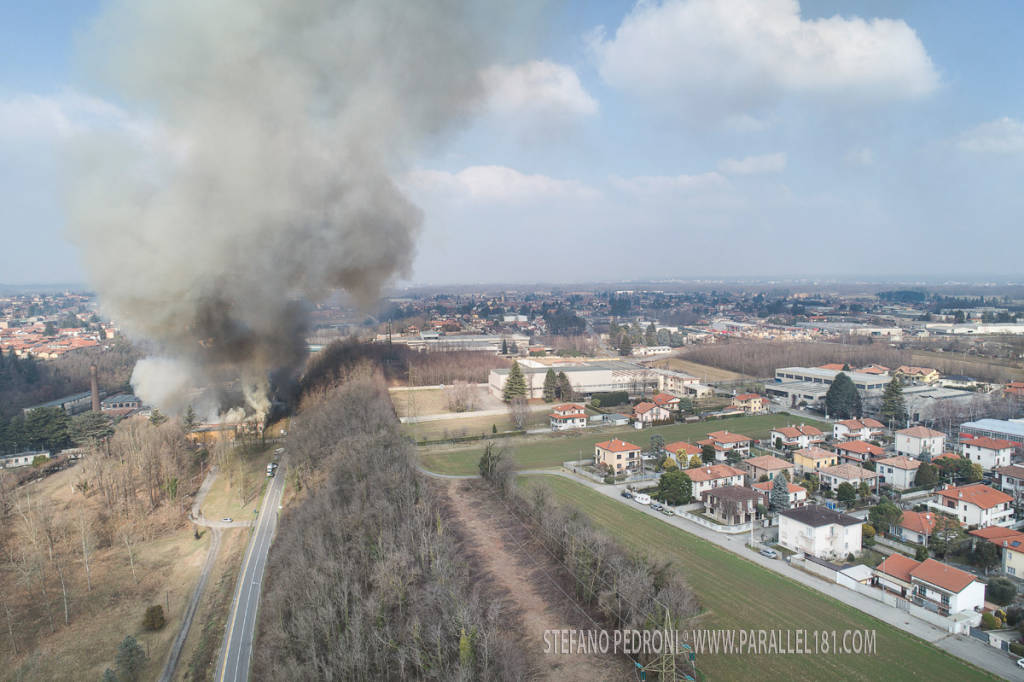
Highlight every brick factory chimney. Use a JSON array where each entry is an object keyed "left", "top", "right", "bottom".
[{"left": 90, "top": 364, "right": 100, "bottom": 412}]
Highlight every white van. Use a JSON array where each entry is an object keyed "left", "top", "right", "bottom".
[{"left": 633, "top": 493, "right": 651, "bottom": 505}]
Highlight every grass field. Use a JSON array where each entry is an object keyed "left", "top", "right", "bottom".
[
  {"left": 521, "top": 476, "right": 994, "bottom": 681},
  {"left": 419, "top": 414, "right": 826, "bottom": 475},
  {"left": 652, "top": 357, "right": 752, "bottom": 382},
  {"left": 402, "top": 410, "right": 554, "bottom": 442},
  {"left": 202, "top": 447, "right": 274, "bottom": 521}
]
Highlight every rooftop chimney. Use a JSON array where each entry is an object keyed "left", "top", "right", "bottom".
[{"left": 90, "top": 364, "right": 100, "bottom": 412}]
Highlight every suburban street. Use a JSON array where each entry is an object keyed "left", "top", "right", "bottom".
[
  {"left": 216, "top": 465, "right": 287, "bottom": 682},
  {"left": 418, "top": 464, "right": 1024, "bottom": 681}
]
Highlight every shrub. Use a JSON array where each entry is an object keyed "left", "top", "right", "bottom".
[
  {"left": 1010, "top": 642, "right": 1024, "bottom": 657},
  {"left": 914, "top": 546, "right": 929, "bottom": 562},
  {"left": 603, "top": 474, "right": 615, "bottom": 484},
  {"left": 143, "top": 604, "right": 166, "bottom": 630},
  {"left": 980, "top": 612, "right": 999, "bottom": 630},
  {"left": 986, "top": 577, "right": 1017, "bottom": 606}
]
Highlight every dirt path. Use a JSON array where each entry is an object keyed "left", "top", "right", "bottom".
[{"left": 443, "top": 480, "right": 633, "bottom": 681}]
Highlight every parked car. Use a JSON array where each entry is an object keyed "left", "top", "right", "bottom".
[
  {"left": 759, "top": 548, "right": 778, "bottom": 559},
  {"left": 651, "top": 503, "right": 663, "bottom": 511},
  {"left": 634, "top": 494, "right": 651, "bottom": 505},
  {"left": 1017, "top": 658, "right": 1024, "bottom": 670},
  {"left": 222, "top": 517, "right": 233, "bottom": 523},
  {"left": 621, "top": 490, "right": 633, "bottom": 499},
  {"left": 661, "top": 507, "right": 675, "bottom": 516}
]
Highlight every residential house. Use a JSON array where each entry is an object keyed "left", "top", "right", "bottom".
[
  {"left": 969, "top": 527, "right": 1024, "bottom": 578},
  {"left": 875, "top": 455, "right": 922, "bottom": 491},
  {"left": 686, "top": 464, "right": 746, "bottom": 501},
  {"left": 834, "top": 440, "right": 885, "bottom": 465},
  {"left": 549, "top": 403, "right": 587, "bottom": 431},
  {"left": 793, "top": 446, "right": 838, "bottom": 476},
  {"left": 896, "top": 510, "right": 936, "bottom": 545},
  {"left": 778, "top": 505, "right": 863, "bottom": 560},
  {"left": 751, "top": 480, "right": 807, "bottom": 508},
  {"left": 744, "top": 455, "right": 794, "bottom": 483},
  {"left": 960, "top": 435, "right": 1015, "bottom": 470},
  {"left": 818, "top": 463, "right": 878, "bottom": 491},
  {"left": 895, "top": 426, "right": 945, "bottom": 459},
  {"left": 770, "top": 424, "right": 825, "bottom": 449},
  {"left": 651, "top": 392, "right": 681, "bottom": 411},
  {"left": 994, "top": 464, "right": 1024, "bottom": 500},
  {"left": 665, "top": 441, "right": 700, "bottom": 467},
  {"left": 873, "top": 553, "right": 920, "bottom": 600},
  {"left": 909, "top": 559, "right": 984, "bottom": 617},
  {"left": 731, "top": 393, "right": 768, "bottom": 414},
  {"left": 633, "top": 402, "right": 672, "bottom": 425},
  {"left": 929, "top": 484, "right": 1014, "bottom": 528},
  {"left": 595, "top": 439, "right": 642, "bottom": 473},
  {"left": 832, "top": 418, "right": 885, "bottom": 442},
  {"left": 1004, "top": 381, "right": 1024, "bottom": 399},
  {"left": 698, "top": 430, "right": 753, "bottom": 461},
  {"left": 701, "top": 486, "right": 761, "bottom": 525},
  {"left": 894, "top": 366, "right": 941, "bottom": 384},
  {"left": 858, "top": 364, "right": 891, "bottom": 375}
]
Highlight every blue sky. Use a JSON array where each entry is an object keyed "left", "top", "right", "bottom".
[{"left": 2, "top": 0, "right": 1023, "bottom": 286}]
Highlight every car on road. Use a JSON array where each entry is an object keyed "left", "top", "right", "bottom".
[
  {"left": 1018, "top": 658, "right": 1024, "bottom": 670},
  {"left": 621, "top": 490, "right": 633, "bottom": 499},
  {"left": 222, "top": 517, "right": 233, "bottom": 523},
  {"left": 760, "top": 548, "right": 778, "bottom": 559},
  {"left": 633, "top": 493, "right": 651, "bottom": 505},
  {"left": 660, "top": 507, "right": 675, "bottom": 516}
]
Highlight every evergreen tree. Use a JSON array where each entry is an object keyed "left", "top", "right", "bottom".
[
  {"left": 649, "top": 434, "right": 665, "bottom": 463},
  {"left": 24, "top": 407, "right": 70, "bottom": 451},
  {"left": 70, "top": 411, "right": 114, "bottom": 446},
  {"left": 824, "top": 372, "right": 861, "bottom": 419},
  {"left": 770, "top": 473, "right": 790, "bottom": 510},
  {"left": 700, "top": 443, "right": 716, "bottom": 464},
  {"left": 149, "top": 408, "right": 168, "bottom": 426},
  {"left": 502, "top": 361, "right": 527, "bottom": 402},
  {"left": 836, "top": 482, "right": 857, "bottom": 506},
  {"left": 182, "top": 404, "right": 198, "bottom": 432},
  {"left": 644, "top": 322, "right": 657, "bottom": 346},
  {"left": 542, "top": 369, "right": 558, "bottom": 402},
  {"left": 868, "top": 500, "right": 903, "bottom": 534},
  {"left": 915, "top": 462, "right": 939, "bottom": 487},
  {"left": 880, "top": 378, "right": 907, "bottom": 427},
  {"left": 508, "top": 340, "right": 518, "bottom": 354},
  {"left": 115, "top": 635, "right": 147, "bottom": 682},
  {"left": 557, "top": 372, "right": 573, "bottom": 401},
  {"left": 500, "top": 339, "right": 508, "bottom": 355},
  {"left": 618, "top": 334, "right": 633, "bottom": 357},
  {"left": 656, "top": 470, "right": 693, "bottom": 505}
]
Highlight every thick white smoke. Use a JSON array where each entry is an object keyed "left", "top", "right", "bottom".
[{"left": 67, "top": 0, "right": 528, "bottom": 418}]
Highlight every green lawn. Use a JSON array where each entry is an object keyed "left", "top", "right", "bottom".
[
  {"left": 521, "top": 476, "right": 994, "bottom": 681},
  {"left": 402, "top": 410, "right": 554, "bottom": 442},
  {"left": 419, "top": 414, "right": 827, "bottom": 476}
]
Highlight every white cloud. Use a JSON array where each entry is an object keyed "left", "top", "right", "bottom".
[
  {"left": 718, "top": 152, "right": 786, "bottom": 175},
  {"left": 408, "top": 165, "right": 598, "bottom": 202},
  {"left": 0, "top": 90, "right": 153, "bottom": 142},
  {"left": 590, "top": 0, "right": 938, "bottom": 117},
  {"left": 611, "top": 171, "right": 727, "bottom": 195},
  {"left": 957, "top": 117, "right": 1024, "bottom": 155},
  {"left": 480, "top": 60, "right": 598, "bottom": 119}
]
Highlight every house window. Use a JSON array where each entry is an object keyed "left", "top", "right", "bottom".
[{"left": 941, "top": 595, "right": 950, "bottom": 606}]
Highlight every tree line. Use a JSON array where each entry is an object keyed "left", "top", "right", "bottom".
[
  {"left": 479, "top": 445, "right": 700, "bottom": 672},
  {"left": 253, "top": 377, "right": 531, "bottom": 680}
]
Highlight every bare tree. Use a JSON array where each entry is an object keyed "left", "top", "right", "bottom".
[
  {"left": 508, "top": 397, "right": 529, "bottom": 430},
  {"left": 443, "top": 381, "right": 478, "bottom": 412},
  {"left": 78, "top": 510, "right": 94, "bottom": 592}
]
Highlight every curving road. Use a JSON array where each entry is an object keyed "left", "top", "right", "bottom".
[{"left": 216, "top": 465, "right": 287, "bottom": 682}]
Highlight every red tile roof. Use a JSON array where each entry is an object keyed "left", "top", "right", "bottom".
[
  {"left": 686, "top": 464, "right": 745, "bottom": 482},
  {"left": 773, "top": 424, "right": 823, "bottom": 439},
  {"left": 818, "top": 363, "right": 846, "bottom": 371},
  {"left": 876, "top": 455, "right": 922, "bottom": 470},
  {"left": 733, "top": 393, "right": 762, "bottom": 402},
  {"left": 745, "top": 455, "right": 791, "bottom": 471},
  {"left": 751, "top": 480, "right": 806, "bottom": 494},
  {"left": 900, "top": 511, "right": 936, "bottom": 536},
  {"left": 633, "top": 402, "right": 660, "bottom": 415},
  {"left": 909, "top": 559, "right": 977, "bottom": 593},
  {"left": 665, "top": 441, "right": 700, "bottom": 456},
  {"left": 595, "top": 438, "right": 640, "bottom": 453},
  {"left": 820, "top": 463, "right": 877, "bottom": 480},
  {"left": 835, "top": 441, "right": 884, "bottom": 456},
  {"left": 995, "top": 464, "right": 1024, "bottom": 480},
  {"left": 794, "top": 446, "right": 835, "bottom": 461},
  {"left": 897, "top": 426, "right": 944, "bottom": 439},
  {"left": 651, "top": 393, "right": 679, "bottom": 406},
  {"left": 935, "top": 484, "right": 1012, "bottom": 510},
  {"left": 707, "top": 430, "right": 752, "bottom": 444},
  {"left": 970, "top": 527, "right": 1024, "bottom": 554},
  {"left": 962, "top": 436, "right": 1016, "bottom": 451},
  {"left": 876, "top": 553, "right": 919, "bottom": 583}
]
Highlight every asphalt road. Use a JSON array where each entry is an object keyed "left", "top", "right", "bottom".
[{"left": 216, "top": 467, "right": 286, "bottom": 682}]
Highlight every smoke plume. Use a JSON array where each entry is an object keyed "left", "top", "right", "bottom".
[{"left": 67, "top": 0, "right": 520, "bottom": 418}]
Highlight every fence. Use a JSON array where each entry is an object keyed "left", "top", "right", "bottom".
[
  {"left": 875, "top": 536, "right": 918, "bottom": 556},
  {"left": 674, "top": 509, "right": 752, "bottom": 534}
]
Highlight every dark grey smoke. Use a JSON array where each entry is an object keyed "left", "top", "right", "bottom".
[{"left": 67, "top": 0, "right": 529, "bottom": 418}]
